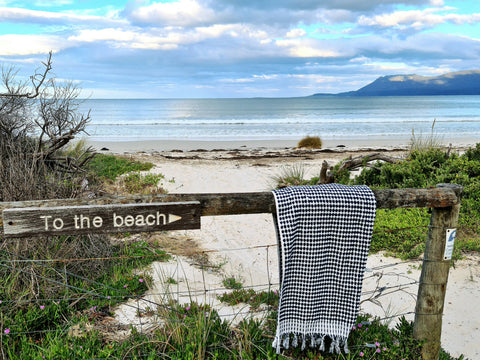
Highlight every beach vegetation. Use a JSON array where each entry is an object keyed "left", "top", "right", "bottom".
[
  {"left": 271, "top": 164, "right": 320, "bottom": 188},
  {"left": 121, "top": 171, "right": 167, "bottom": 194},
  {"left": 273, "top": 144, "right": 480, "bottom": 259},
  {"left": 222, "top": 276, "right": 243, "bottom": 290},
  {"left": 0, "top": 285, "right": 464, "bottom": 359},
  {"left": 86, "top": 154, "right": 154, "bottom": 181},
  {"left": 354, "top": 146, "right": 480, "bottom": 259},
  {"left": 298, "top": 135, "right": 323, "bottom": 149},
  {"left": 0, "top": 52, "right": 94, "bottom": 202},
  {"left": 409, "top": 119, "right": 444, "bottom": 153}
]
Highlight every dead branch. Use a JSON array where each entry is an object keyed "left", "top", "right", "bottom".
[{"left": 319, "top": 152, "right": 403, "bottom": 184}]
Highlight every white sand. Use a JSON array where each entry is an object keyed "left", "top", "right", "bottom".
[
  {"left": 86, "top": 136, "right": 479, "bottom": 153},
  {"left": 112, "top": 143, "right": 479, "bottom": 359}
]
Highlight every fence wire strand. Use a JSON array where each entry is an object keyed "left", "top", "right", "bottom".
[{"left": 0, "top": 223, "right": 426, "bottom": 349}]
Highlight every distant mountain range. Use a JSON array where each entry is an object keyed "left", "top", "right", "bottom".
[{"left": 311, "top": 70, "right": 480, "bottom": 97}]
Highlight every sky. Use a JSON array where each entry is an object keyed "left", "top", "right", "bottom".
[{"left": 0, "top": 0, "right": 479, "bottom": 98}]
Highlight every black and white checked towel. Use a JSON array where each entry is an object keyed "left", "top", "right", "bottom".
[{"left": 272, "top": 184, "right": 376, "bottom": 354}]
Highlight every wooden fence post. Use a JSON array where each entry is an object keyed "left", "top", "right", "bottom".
[{"left": 413, "top": 183, "right": 463, "bottom": 360}]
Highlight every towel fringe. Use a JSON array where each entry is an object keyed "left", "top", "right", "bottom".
[
  {"left": 273, "top": 333, "right": 348, "bottom": 355},
  {"left": 292, "top": 334, "right": 298, "bottom": 348}
]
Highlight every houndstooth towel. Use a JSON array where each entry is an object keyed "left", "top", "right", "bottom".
[{"left": 272, "top": 184, "right": 376, "bottom": 354}]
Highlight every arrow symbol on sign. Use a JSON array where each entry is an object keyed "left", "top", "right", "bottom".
[{"left": 168, "top": 214, "right": 182, "bottom": 224}]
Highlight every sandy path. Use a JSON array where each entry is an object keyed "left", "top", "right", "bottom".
[{"left": 115, "top": 148, "right": 478, "bottom": 359}]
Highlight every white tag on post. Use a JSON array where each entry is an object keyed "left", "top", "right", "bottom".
[{"left": 443, "top": 228, "right": 456, "bottom": 260}]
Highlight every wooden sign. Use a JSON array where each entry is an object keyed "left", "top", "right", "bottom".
[{"left": 2, "top": 201, "right": 200, "bottom": 238}]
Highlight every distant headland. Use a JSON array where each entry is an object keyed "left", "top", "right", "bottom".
[{"left": 311, "top": 70, "right": 480, "bottom": 97}]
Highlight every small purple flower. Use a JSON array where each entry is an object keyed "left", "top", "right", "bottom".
[
  {"left": 4, "top": 329, "right": 10, "bottom": 334},
  {"left": 357, "top": 323, "right": 362, "bottom": 328},
  {"left": 376, "top": 348, "right": 381, "bottom": 353},
  {"left": 186, "top": 306, "right": 190, "bottom": 311},
  {"left": 383, "top": 347, "right": 387, "bottom": 351},
  {"left": 124, "top": 284, "right": 128, "bottom": 288},
  {"left": 40, "top": 305, "right": 45, "bottom": 310},
  {"left": 375, "top": 341, "right": 380, "bottom": 347},
  {"left": 139, "top": 278, "right": 144, "bottom": 283},
  {"left": 359, "top": 351, "right": 364, "bottom": 357},
  {"left": 352, "top": 325, "right": 356, "bottom": 330}
]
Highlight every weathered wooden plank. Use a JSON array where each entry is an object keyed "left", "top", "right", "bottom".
[
  {"left": 413, "top": 184, "right": 462, "bottom": 360},
  {"left": 3, "top": 202, "right": 201, "bottom": 238},
  {"left": 0, "top": 187, "right": 460, "bottom": 231}
]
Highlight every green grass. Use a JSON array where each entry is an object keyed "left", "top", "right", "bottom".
[
  {"left": 2, "top": 288, "right": 465, "bottom": 359},
  {"left": 86, "top": 153, "right": 154, "bottom": 181},
  {"left": 0, "top": 238, "right": 171, "bottom": 358}
]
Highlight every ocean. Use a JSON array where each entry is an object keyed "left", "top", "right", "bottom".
[{"left": 80, "top": 96, "right": 480, "bottom": 143}]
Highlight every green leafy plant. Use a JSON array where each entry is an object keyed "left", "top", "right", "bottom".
[{"left": 222, "top": 276, "right": 243, "bottom": 290}]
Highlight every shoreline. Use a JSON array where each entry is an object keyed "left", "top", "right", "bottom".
[{"left": 85, "top": 136, "right": 478, "bottom": 154}]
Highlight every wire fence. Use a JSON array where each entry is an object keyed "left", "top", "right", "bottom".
[{"left": 0, "top": 225, "right": 425, "bottom": 341}]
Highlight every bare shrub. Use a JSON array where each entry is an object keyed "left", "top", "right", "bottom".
[
  {"left": 0, "top": 51, "right": 94, "bottom": 202},
  {"left": 0, "top": 53, "right": 112, "bottom": 304}
]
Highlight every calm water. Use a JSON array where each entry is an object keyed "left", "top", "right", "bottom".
[{"left": 80, "top": 96, "right": 480, "bottom": 142}]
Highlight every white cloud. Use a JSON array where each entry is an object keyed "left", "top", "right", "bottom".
[
  {"left": 127, "top": 0, "right": 216, "bottom": 27},
  {"left": 276, "top": 39, "right": 342, "bottom": 58},
  {"left": 286, "top": 28, "right": 307, "bottom": 38},
  {"left": 0, "top": 34, "right": 67, "bottom": 55},
  {"left": 0, "top": 6, "right": 125, "bottom": 25},
  {"left": 359, "top": 7, "right": 480, "bottom": 30},
  {"left": 358, "top": 8, "right": 443, "bottom": 29},
  {"left": 67, "top": 23, "right": 273, "bottom": 53}
]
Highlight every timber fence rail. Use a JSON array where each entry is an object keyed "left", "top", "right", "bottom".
[{"left": 0, "top": 183, "right": 463, "bottom": 360}]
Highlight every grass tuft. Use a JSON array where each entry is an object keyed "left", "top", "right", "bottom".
[{"left": 297, "top": 135, "right": 322, "bottom": 149}]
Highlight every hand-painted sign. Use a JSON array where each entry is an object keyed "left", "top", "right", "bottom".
[{"left": 2, "top": 202, "right": 200, "bottom": 238}]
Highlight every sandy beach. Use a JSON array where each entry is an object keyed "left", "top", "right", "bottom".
[{"left": 100, "top": 139, "right": 479, "bottom": 359}]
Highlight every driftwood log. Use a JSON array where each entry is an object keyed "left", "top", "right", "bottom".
[{"left": 319, "top": 152, "right": 402, "bottom": 184}]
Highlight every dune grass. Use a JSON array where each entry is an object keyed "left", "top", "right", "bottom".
[{"left": 297, "top": 135, "right": 323, "bottom": 149}]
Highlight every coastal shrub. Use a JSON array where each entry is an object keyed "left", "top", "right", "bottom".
[
  {"left": 273, "top": 145, "right": 480, "bottom": 258},
  {"left": 0, "top": 52, "right": 92, "bottom": 202},
  {"left": 352, "top": 146, "right": 480, "bottom": 257},
  {"left": 297, "top": 135, "right": 322, "bottom": 149}
]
